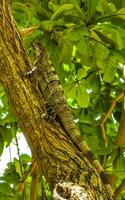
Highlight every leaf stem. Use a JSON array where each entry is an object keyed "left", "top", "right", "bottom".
[{"left": 93, "top": 13, "right": 125, "bottom": 23}]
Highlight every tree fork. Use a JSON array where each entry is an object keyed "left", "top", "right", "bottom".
[{"left": 0, "top": 0, "right": 114, "bottom": 199}]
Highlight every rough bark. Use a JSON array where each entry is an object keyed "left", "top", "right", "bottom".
[{"left": 0, "top": 0, "right": 114, "bottom": 199}]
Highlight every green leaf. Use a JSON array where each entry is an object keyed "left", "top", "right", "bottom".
[
  {"left": 48, "top": 2, "right": 60, "bottom": 12},
  {"left": 95, "top": 45, "right": 110, "bottom": 73},
  {"left": 3, "top": 164, "right": 20, "bottom": 184},
  {"left": 39, "top": 20, "right": 52, "bottom": 31},
  {"left": 103, "top": 52, "right": 124, "bottom": 83},
  {"left": 0, "top": 193, "right": 13, "bottom": 200},
  {"left": 116, "top": 31, "right": 123, "bottom": 50},
  {"left": 70, "top": 0, "right": 82, "bottom": 14},
  {"left": 65, "top": 27, "right": 89, "bottom": 41},
  {"left": 87, "top": 73, "right": 101, "bottom": 93},
  {"left": 76, "top": 38, "right": 89, "bottom": 55},
  {"left": 51, "top": 4, "right": 73, "bottom": 20},
  {"left": 0, "top": 183, "right": 12, "bottom": 195},
  {"left": 95, "top": 45, "right": 110, "bottom": 61},
  {"left": 0, "top": 132, "right": 4, "bottom": 155},
  {"left": 14, "top": 159, "right": 22, "bottom": 177},
  {"left": 60, "top": 41, "right": 73, "bottom": 64},
  {"left": 12, "top": 2, "right": 34, "bottom": 16},
  {"left": 20, "top": 154, "right": 31, "bottom": 162},
  {"left": 79, "top": 111, "right": 94, "bottom": 125},
  {"left": 0, "top": 126, "right": 13, "bottom": 147},
  {"left": 40, "top": 19, "right": 65, "bottom": 31},
  {"left": 103, "top": 56, "right": 116, "bottom": 82},
  {"left": 15, "top": 193, "right": 24, "bottom": 200},
  {"left": 0, "top": 113, "right": 16, "bottom": 124},
  {"left": 113, "top": 153, "right": 125, "bottom": 179},
  {"left": 117, "top": 7, "right": 125, "bottom": 20},
  {"left": 36, "top": 7, "right": 51, "bottom": 19},
  {"left": 97, "top": 0, "right": 116, "bottom": 14},
  {"left": 77, "top": 68, "right": 87, "bottom": 80},
  {"left": 65, "top": 84, "right": 76, "bottom": 99},
  {"left": 76, "top": 85, "right": 89, "bottom": 108},
  {"left": 87, "top": 0, "right": 100, "bottom": 19}
]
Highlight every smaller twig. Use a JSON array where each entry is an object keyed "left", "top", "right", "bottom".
[
  {"left": 84, "top": 35, "right": 111, "bottom": 49},
  {"left": 41, "top": 176, "right": 47, "bottom": 200},
  {"left": 30, "top": 168, "right": 39, "bottom": 200},
  {"left": 100, "top": 123, "right": 107, "bottom": 146},
  {"left": 101, "top": 93, "right": 124, "bottom": 124},
  {"left": 99, "top": 92, "right": 124, "bottom": 145},
  {"left": 15, "top": 134, "right": 23, "bottom": 179},
  {"left": 17, "top": 160, "right": 36, "bottom": 192},
  {"left": 20, "top": 25, "right": 39, "bottom": 36}
]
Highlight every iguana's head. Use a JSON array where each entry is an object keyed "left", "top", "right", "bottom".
[{"left": 32, "top": 40, "right": 44, "bottom": 58}]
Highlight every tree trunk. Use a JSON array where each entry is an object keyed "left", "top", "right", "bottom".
[{"left": 0, "top": 0, "right": 114, "bottom": 199}]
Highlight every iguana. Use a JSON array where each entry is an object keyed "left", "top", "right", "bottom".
[{"left": 24, "top": 41, "right": 108, "bottom": 183}]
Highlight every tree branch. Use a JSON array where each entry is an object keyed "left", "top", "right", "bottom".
[
  {"left": 99, "top": 93, "right": 124, "bottom": 145},
  {"left": 20, "top": 25, "right": 39, "bottom": 36},
  {"left": 17, "top": 160, "right": 36, "bottom": 192}
]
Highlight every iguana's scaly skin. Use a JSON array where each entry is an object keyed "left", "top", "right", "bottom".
[{"left": 27, "top": 41, "right": 108, "bottom": 183}]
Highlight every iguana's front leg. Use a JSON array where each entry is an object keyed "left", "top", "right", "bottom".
[{"left": 42, "top": 101, "right": 57, "bottom": 122}]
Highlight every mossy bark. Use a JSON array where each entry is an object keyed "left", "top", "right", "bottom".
[{"left": 0, "top": 0, "right": 114, "bottom": 199}]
